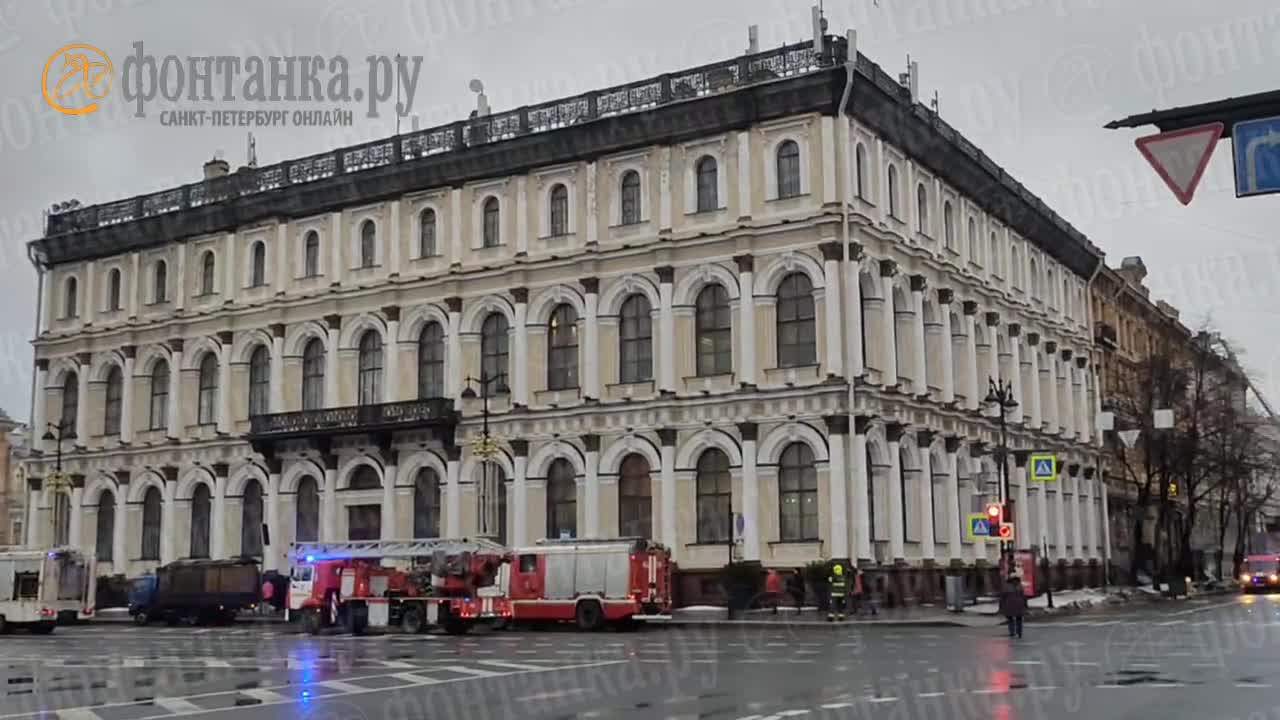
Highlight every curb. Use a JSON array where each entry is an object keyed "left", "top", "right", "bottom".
[{"left": 661, "top": 618, "right": 975, "bottom": 628}]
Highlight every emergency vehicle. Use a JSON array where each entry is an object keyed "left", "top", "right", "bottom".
[
  {"left": 287, "top": 538, "right": 512, "bottom": 635},
  {"left": 505, "top": 538, "right": 673, "bottom": 630},
  {"left": 0, "top": 547, "right": 96, "bottom": 634}
]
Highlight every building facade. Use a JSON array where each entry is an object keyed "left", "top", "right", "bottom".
[
  {"left": 24, "top": 35, "right": 1106, "bottom": 603},
  {"left": 0, "top": 414, "right": 21, "bottom": 545}
]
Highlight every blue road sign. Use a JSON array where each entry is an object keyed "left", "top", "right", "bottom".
[
  {"left": 1232, "top": 115, "right": 1280, "bottom": 197},
  {"left": 968, "top": 515, "right": 991, "bottom": 540},
  {"left": 1030, "top": 454, "right": 1058, "bottom": 482}
]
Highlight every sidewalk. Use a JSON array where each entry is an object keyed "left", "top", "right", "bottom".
[
  {"left": 93, "top": 607, "right": 287, "bottom": 624},
  {"left": 665, "top": 605, "right": 995, "bottom": 628}
]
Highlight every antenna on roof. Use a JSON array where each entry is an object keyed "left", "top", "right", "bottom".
[
  {"left": 469, "top": 79, "right": 490, "bottom": 118},
  {"left": 930, "top": 90, "right": 940, "bottom": 115},
  {"left": 246, "top": 132, "right": 257, "bottom": 168},
  {"left": 811, "top": 5, "right": 828, "bottom": 55},
  {"left": 747, "top": 24, "right": 759, "bottom": 54}
]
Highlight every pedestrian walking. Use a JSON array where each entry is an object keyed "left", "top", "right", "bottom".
[
  {"left": 852, "top": 569, "right": 878, "bottom": 617},
  {"left": 999, "top": 575, "right": 1027, "bottom": 638},
  {"left": 786, "top": 569, "right": 805, "bottom": 614},
  {"left": 827, "top": 563, "right": 849, "bottom": 622}
]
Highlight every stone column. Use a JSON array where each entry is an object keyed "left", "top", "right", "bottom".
[
  {"left": 325, "top": 315, "right": 341, "bottom": 407},
  {"left": 1054, "top": 461, "right": 1068, "bottom": 559},
  {"left": 1014, "top": 452, "right": 1030, "bottom": 551},
  {"left": 735, "top": 255, "right": 757, "bottom": 388},
  {"left": 737, "top": 130, "right": 753, "bottom": 216},
  {"left": 512, "top": 440, "right": 529, "bottom": 545},
  {"left": 512, "top": 288, "right": 530, "bottom": 407},
  {"left": 944, "top": 437, "right": 963, "bottom": 562},
  {"left": 120, "top": 346, "right": 136, "bottom": 443},
  {"left": 984, "top": 313, "right": 1001, "bottom": 404},
  {"left": 222, "top": 232, "right": 237, "bottom": 300},
  {"left": 32, "top": 360, "right": 47, "bottom": 453},
  {"left": 581, "top": 278, "right": 601, "bottom": 401},
  {"left": 384, "top": 306, "right": 401, "bottom": 403},
  {"left": 161, "top": 467, "right": 178, "bottom": 564},
  {"left": 265, "top": 459, "right": 281, "bottom": 572},
  {"left": 1007, "top": 324, "right": 1023, "bottom": 424},
  {"left": 1083, "top": 467, "right": 1097, "bottom": 560},
  {"left": 846, "top": 242, "right": 864, "bottom": 378},
  {"left": 445, "top": 447, "right": 462, "bottom": 537},
  {"left": 910, "top": 275, "right": 929, "bottom": 396},
  {"left": 826, "top": 416, "right": 850, "bottom": 561},
  {"left": 656, "top": 267, "right": 677, "bottom": 394},
  {"left": 322, "top": 455, "right": 338, "bottom": 541},
  {"left": 387, "top": 199, "right": 401, "bottom": 277},
  {"left": 75, "top": 352, "right": 90, "bottom": 446},
  {"left": 1026, "top": 333, "right": 1042, "bottom": 428},
  {"left": 174, "top": 241, "right": 187, "bottom": 312},
  {"left": 820, "top": 242, "right": 845, "bottom": 378},
  {"left": 852, "top": 417, "right": 873, "bottom": 563},
  {"left": 381, "top": 451, "right": 398, "bottom": 540},
  {"left": 275, "top": 221, "right": 289, "bottom": 292},
  {"left": 1061, "top": 349, "right": 1076, "bottom": 439},
  {"left": 270, "top": 324, "right": 285, "bottom": 413},
  {"left": 25, "top": 479, "right": 42, "bottom": 548},
  {"left": 446, "top": 298, "right": 463, "bottom": 400},
  {"left": 68, "top": 481, "right": 84, "bottom": 551},
  {"left": 216, "top": 331, "right": 233, "bottom": 434},
  {"left": 113, "top": 472, "right": 129, "bottom": 566},
  {"left": 917, "top": 430, "right": 935, "bottom": 561},
  {"left": 880, "top": 260, "right": 899, "bottom": 387},
  {"left": 739, "top": 422, "right": 760, "bottom": 562},
  {"left": 938, "top": 289, "right": 955, "bottom": 404},
  {"left": 167, "top": 339, "right": 184, "bottom": 440},
  {"left": 1076, "top": 356, "right": 1091, "bottom": 443},
  {"left": 1043, "top": 341, "right": 1059, "bottom": 435},
  {"left": 211, "top": 463, "right": 228, "bottom": 559},
  {"left": 1069, "top": 464, "right": 1083, "bottom": 560},
  {"left": 329, "top": 212, "right": 344, "bottom": 287},
  {"left": 583, "top": 435, "right": 601, "bottom": 538},
  {"left": 1036, "top": 464, "right": 1050, "bottom": 553},
  {"left": 886, "top": 423, "right": 906, "bottom": 563},
  {"left": 658, "top": 147, "right": 673, "bottom": 232},
  {"left": 659, "top": 429, "right": 678, "bottom": 556},
  {"left": 1101, "top": 474, "right": 1112, "bottom": 564},
  {"left": 962, "top": 302, "right": 979, "bottom": 411}
]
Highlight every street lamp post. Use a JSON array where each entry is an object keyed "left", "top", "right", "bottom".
[
  {"left": 41, "top": 420, "right": 77, "bottom": 547},
  {"left": 984, "top": 377, "right": 1018, "bottom": 578},
  {"left": 461, "top": 371, "right": 508, "bottom": 540}
]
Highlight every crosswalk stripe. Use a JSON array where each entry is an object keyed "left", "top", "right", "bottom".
[
  {"left": 55, "top": 710, "right": 102, "bottom": 720},
  {"left": 476, "top": 659, "right": 549, "bottom": 672},
  {"left": 241, "top": 688, "right": 291, "bottom": 703},
  {"left": 155, "top": 698, "right": 202, "bottom": 713},
  {"left": 369, "top": 660, "right": 416, "bottom": 669},
  {"left": 446, "top": 665, "right": 502, "bottom": 677},
  {"left": 319, "top": 680, "right": 367, "bottom": 693}
]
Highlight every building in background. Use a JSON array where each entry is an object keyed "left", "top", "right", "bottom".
[
  {"left": 23, "top": 28, "right": 1107, "bottom": 604},
  {"left": 0, "top": 413, "right": 23, "bottom": 545}
]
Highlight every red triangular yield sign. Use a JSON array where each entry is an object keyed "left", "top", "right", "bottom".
[{"left": 1134, "top": 122, "right": 1223, "bottom": 205}]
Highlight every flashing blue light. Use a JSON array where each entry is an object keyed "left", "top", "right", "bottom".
[{"left": 304, "top": 555, "right": 315, "bottom": 563}]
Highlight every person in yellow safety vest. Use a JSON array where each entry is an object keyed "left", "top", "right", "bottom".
[{"left": 828, "top": 563, "right": 849, "bottom": 622}]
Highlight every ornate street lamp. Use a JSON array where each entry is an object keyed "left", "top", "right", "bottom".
[
  {"left": 462, "top": 371, "right": 507, "bottom": 540},
  {"left": 984, "top": 377, "right": 1018, "bottom": 577},
  {"left": 41, "top": 420, "right": 76, "bottom": 546}
]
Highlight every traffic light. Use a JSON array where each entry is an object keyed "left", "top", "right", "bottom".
[{"left": 986, "top": 503, "right": 1003, "bottom": 523}]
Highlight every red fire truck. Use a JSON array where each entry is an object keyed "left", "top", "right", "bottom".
[
  {"left": 504, "top": 538, "right": 673, "bottom": 630},
  {"left": 287, "top": 539, "right": 512, "bottom": 635}
]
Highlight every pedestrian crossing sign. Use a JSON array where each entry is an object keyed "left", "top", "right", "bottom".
[
  {"left": 1030, "top": 454, "right": 1057, "bottom": 482},
  {"left": 967, "top": 513, "right": 992, "bottom": 541}
]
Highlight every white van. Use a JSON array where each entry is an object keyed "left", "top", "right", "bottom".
[{"left": 0, "top": 547, "right": 96, "bottom": 634}]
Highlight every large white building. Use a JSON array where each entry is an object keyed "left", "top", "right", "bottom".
[{"left": 24, "top": 31, "right": 1107, "bottom": 603}]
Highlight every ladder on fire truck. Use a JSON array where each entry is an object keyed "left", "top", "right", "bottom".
[{"left": 290, "top": 538, "right": 508, "bottom": 560}]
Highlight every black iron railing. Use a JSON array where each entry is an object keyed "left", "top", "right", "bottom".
[
  {"left": 247, "top": 398, "right": 457, "bottom": 437},
  {"left": 1095, "top": 322, "right": 1118, "bottom": 348}
]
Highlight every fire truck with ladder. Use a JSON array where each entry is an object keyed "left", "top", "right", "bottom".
[
  {"left": 287, "top": 538, "right": 512, "bottom": 635},
  {"left": 504, "top": 538, "right": 673, "bottom": 630}
]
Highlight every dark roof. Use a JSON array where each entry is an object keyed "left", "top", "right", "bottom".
[
  {"left": 31, "top": 37, "right": 1103, "bottom": 279},
  {"left": 1104, "top": 89, "right": 1280, "bottom": 134}
]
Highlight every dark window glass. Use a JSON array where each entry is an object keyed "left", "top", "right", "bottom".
[
  {"left": 357, "top": 331, "right": 383, "bottom": 406},
  {"left": 887, "top": 166, "right": 899, "bottom": 218},
  {"left": 776, "top": 140, "right": 801, "bottom": 199},
  {"left": 197, "top": 354, "right": 218, "bottom": 425},
  {"left": 943, "top": 202, "right": 954, "bottom": 249},
  {"left": 295, "top": 476, "right": 320, "bottom": 543},
  {"left": 61, "top": 373, "right": 78, "bottom": 431},
  {"left": 302, "top": 339, "right": 325, "bottom": 410},
  {"left": 545, "top": 459, "right": 577, "bottom": 539},
  {"left": 916, "top": 184, "right": 929, "bottom": 234},
  {"left": 695, "top": 285, "right": 732, "bottom": 376},
  {"left": 154, "top": 261, "right": 167, "bottom": 303},
  {"left": 779, "top": 443, "right": 818, "bottom": 541},
  {"left": 549, "top": 184, "right": 569, "bottom": 236},
  {"left": 189, "top": 484, "right": 211, "bottom": 559},
  {"left": 304, "top": 231, "right": 321, "bottom": 277},
  {"left": 855, "top": 144, "right": 866, "bottom": 199},
  {"left": 108, "top": 269, "right": 122, "bottom": 310},
  {"left": 95, "top": 492, "right": 114, "bottom": 562},
  {"left": 695, "top": 449, "right": 732, "bottom": 543},
  {"left": 618, "top": 294, "right": 653, "bottom": 383},
  {"left": 419, "top": 209, "right": 437, "bottom": 257},
  {"left": 776, "top": 273, "right": 816, "bottom": 368},
  {"left": 481, "top": 313, "right": 509, "bottom": 390},
  {"left": 150, "top": 361, "right": 168, "bottom": 430},
  {"left": 250, "top": 242, "right": 266, "bottom": 287},
  {"left": 349, "top": 465, "right": 381, "bottom": 490},
  {"left": 248, "top": 345, "right": 270, "bottom": 417},
  {"left": 360, "top": 220, "right": 376, "bottom": 268},
  {"left": 547, "top": 304, "right": 579, "bottom": 391},
  {"left": 696, "top": 156, "right": 718, "bottom": 212},
  {"left": 414, "top": 468, "right": 441, "bottom": 538},
  {"left": 241, "top": 480, "right": 263, "bottom": 558},
  {"left": 482, "top": 197, "right": 500, "bottom": 247},
  {"left": 618, "top": 454, "right": 652, "bottom": 538},
  {"left": 141, "top": 487, "right": 162, "bottom": 560},
  {"left": 201, "top": 252, "right": 216, "bottom": 295},
  {"left": 103, "top": 366, "right": 123, "bottom": 436},
  {"left": 417, "top": 322, "right": 445, "bottom": 399},
  {"left": 65, "top": 277, "right": 78, "bottom": 317},
  {"left": 620, "top": 170, "right": 641, "bottom": 225}
]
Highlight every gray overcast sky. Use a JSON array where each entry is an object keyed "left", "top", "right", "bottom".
[{"left": 1, "top": 0, "right": 1276, "bottom": 423}]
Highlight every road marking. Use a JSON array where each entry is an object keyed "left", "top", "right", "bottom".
[
  {"left": 154, "top": 698, "right": 202, "bottom": 713},
  {"left": 446, "top": 665, "right": 502, "bottom": 677},
  {"left": 1096, "top": 685, "right": 1124, "bottom": 689},
  {"left": 1147, "top": 683, "right": 1184, "bottom": 688},
  {"left": 319, "top": 680, "right": 367, "bottom": 693},
  {"left": 203, "top": 660, "right": 231, "bottom": 668},
  {"left": 1236, "top": 683, "right": 1272, "bottom": 688},
  {"left": 516, "top": 688, "right": 587, "bottom": 702},
  {"left": 55, "top": 711, "right": 102, "bottom": 720},
  {"left": 1027, "top": 686, "right": 1058, "bottom": 691},
  {"left": 368, "top": 660, "right": 416, "bottom": 669},
  {"left": 821, "top": 702, "right": 854, "bottom": 709},
  {"left": 1190, "top": 662, "right": 1220, "bottom": 668},
  {"left": 476, "top": 660, "right": 548, "bottom": 672},
  {"left": 1067, "top": 661, "right": 1100, "bottom": 667},
  {"left": 242, "top": 688, "right": 291, "bottom": 703},
  {"left": 973, "top": 689, "right": 1007, "bottom": 695},
  {"left": 917, "top": 692, "right": 945, "bottom": 698},
  {"left": 1157, "top": 620, "right": 1186, "bottom": 626},
  {"left": 123, "top": 658, "right": 145, "bottom": 668},
  {"left": 1009, "top": 660, "right": 1042, "bottom": 665},
  {"left": 868, "top": 697, "right": 898, "bottom": 703},
  {"left": 777, "top": 711, "right": 811, "bottom": 717}
]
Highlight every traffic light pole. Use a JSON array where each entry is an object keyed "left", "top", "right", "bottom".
[{"left": 985, "top": 378, "right": 1017, "bottom": 577}]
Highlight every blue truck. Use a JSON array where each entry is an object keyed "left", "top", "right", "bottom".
[{"left": 128, "top": 558, "right": 261, "bottom": 626}]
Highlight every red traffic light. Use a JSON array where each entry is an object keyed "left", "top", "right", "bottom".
[
  {"left": 997, "top": 523, "right": 1014, "bottom": 540},
  {"left": 986, "top": 503, "right": 1002, "bottom": 521}
]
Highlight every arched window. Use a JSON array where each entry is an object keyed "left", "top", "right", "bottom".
[
  {"left": 413, "top": 468, "right": 441, "bottom": 538},
  {"left": 776, "top": 273, "right": 816, "bottom": 368},
  {"left": 1047, "top": 268, "right": 1055, "bottom": 307},
  {"left": 197, "top": 354, "right": 218, "bottom": 425},
  {"left": 249, "top": 242, "right": 266, "bottom": 287},
  {"left": 200, "top": 251, "right": 216, "bottom": 295},
  {"left": 419, "top": 208, "right": 437, "bottom": 257},
  {"left": 1029, "top": 258, "right": 1038, "bottom": 298},
  {"left": 359, "top": 220, "right": 376, "bottom": 268},
  {"left": 989, "top": 232, "right": 999, "bottom": 275},
  {"left": 482, "top": 197, "right": 501, "bottom": 247},
  {"left": 618, "top": 294, "right": 653, "bottom": 383},
  {"left": 942, "top": 202, "right": 955, "bottom": 249},
  {"left": 303, "top": 231, "right": 321, "bottom": 277},
  {"left": 64, "top": 276, "right": 78, "bottom": 318},
  {"left": 295, "top": 476, "right": 320, "bottom": 543},
  {"left": 60, "top": 372, "right": 78, "bottom": 431},
  {"left": 480, "top": 313, "right": 509, "bottom": 390},
  {"left": 899, "top": 447, "right": 912, "bottom": 541},
  {"left": 967, "top": 218, "right": 979, "bottom": 263},
  {"left": 779, "top": 442, "right": 818, "bottom": 542},
  {"left": 1063, "top": 277, "right": 1072, "bottom": 317},
  {"left": 302, "top": 338, "right": 326, "bottom": 410},
  {"left": 547, "top": 303, "right": 579, "bottom": 391},
  {"left": 886, "top": 165, "right": 899, "bottom": 218},
  {"left": 695, "top": 156, "right": 718, "bottom": 212},
  {"left": 549, "top": 184, "right": 569, "bottom": 236},
  {"left": 149, "top": 360, "right": 168, "bottom": 430},
  {"left": 248, "top": 345, "right": 270, "bottom": 417},
  {"left": 417, "top": 322, "right": 446, "bottom": 399},
  {"left": 350, "top": 465, "right": 381, "bottom": 490},
  {"left": 95, "top": 491, "right": 114, "bottom": 562},
  {"left": 241, "top": 480, "right": 263, "bottom": 558},
  {"left": 189, "top": 483, "right": 211, "bottom": 558},
  {"left": 141, "top": 486, "right": 162, "bottom": 560},
  {"left": 107, "top": 268, "right": 122, "bottom": 310},
  {"left": 103, "top": 366, "right": 123, "bottom": 436},
  {"left": 855, "top": 144, "right": 867, "bottom": 199},
  {"left": 620, "top": 170, "right": 642, "bottom": 225},
  {"left": 695, "top": 284, "right": 732, "bottom": 376},
  {"left": 545, "top": 459, "right": 577, "bottom": 539},
  {"left": 153, "top": 261, "right": 168, "bottom": 303},
  {"left": 695, "top": 448, "right": 731, "bottom": 543},
  {"left": 916, "top": 184, "right": 929, "bottom": 234},
  {"left": 776, "top": 140, "right": 801, "bottom": 199},
  {"left": 618, "top": 454, "right": 652, "bottom": 539},
  {"left": 357, "top": 330, "right": 383, "bottom": 406},
  {"left": 1011, "top": 244, "right": 1021, "bottom": 288}
]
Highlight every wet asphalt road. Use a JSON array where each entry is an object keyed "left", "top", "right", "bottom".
[{"left": 2, "top": 593, "right": 1280, "bottom": 720}]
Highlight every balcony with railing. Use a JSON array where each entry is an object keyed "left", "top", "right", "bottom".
[
  {"left": 1095, "top": 322, "right": 1119, "bottom": 349},
  {"left": 247, "top": 398, "right": 458, "bottom": 440}
]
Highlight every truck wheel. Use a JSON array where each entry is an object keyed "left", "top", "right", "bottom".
[
  {"left": 0, "top": 615, "right": 8, "bottom": 634},
  {"left": 442, "top": 619, "right": 471, "bottom": 636},
  {"left": 133, "top": 611, "right": 149, "bottom": 626},
  {"left": 402, "top": 606, "right": 425, "bottom": 634},
  {"left": 31, "top": 622, "right": 55, "bottom": 635},
  {"left": 301, "top": 609, "right": 322, "bottom": 636},
  {"left": 345, "top": 603, "right": 368, "bottom": 635},
  {"left": 575, "top": 601, "right": 604, "bottom": 631}
]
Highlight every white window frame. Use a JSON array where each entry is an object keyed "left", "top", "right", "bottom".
[
  {"left": 682, "top": 136, "right": 728, "bottom": 214},
  {"left": 607, "top": 152, "right": 650, "bottom": 226},
  {"left": 762, "top": 126, "right": 812, "bottom": 201},
  {"left": 470, "top": 179, "right": 509, "bottom": 250},
  {"left": 534, "top": 167, "right": 578, "bottom": 239},
  {"left": 348, "top": 206, "right": 383, "bottom": 269},
  {"left": 410, "top": 198, "right": 445, "bottom": 259},
  {"left": 294, "top": 219, "right": 327, "bottom": 279}
]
